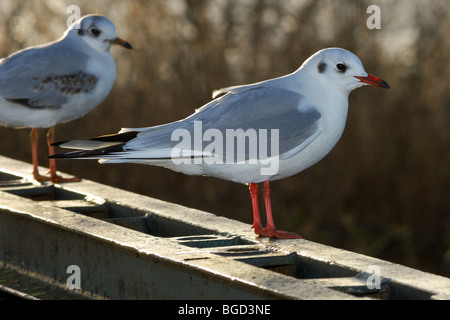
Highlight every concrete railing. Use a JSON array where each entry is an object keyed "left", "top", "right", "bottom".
[{"left": 0, "top": 155, "right": 448, "bottom": 300}]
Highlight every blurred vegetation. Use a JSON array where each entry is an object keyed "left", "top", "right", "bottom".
[{"left": 0, "top": 0, "right": 448, "bottom": 277}]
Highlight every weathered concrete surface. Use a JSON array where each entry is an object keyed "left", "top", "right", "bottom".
[{"left": 0, "top": 155, "right": 449, "bottom": 299}]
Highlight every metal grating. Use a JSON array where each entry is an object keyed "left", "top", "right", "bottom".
[{"left": 0, "top": 155, "right": 449, "bottom": 300}]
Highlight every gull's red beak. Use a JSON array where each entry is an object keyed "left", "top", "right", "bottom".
[{"left": 355, "top": 74, "right": 390, "bottom": 89}]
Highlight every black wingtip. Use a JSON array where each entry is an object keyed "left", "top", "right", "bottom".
[
  {"left": 91, "top": 131, "right": 139, "bottom": 143},
  {"left": 51, "top": 131, "right": 139, "bottom": 147},
  {"left": 51, "top": 140, "right": 69, "bottom": 147},
  {"left": 47, "top": 151, "right": 82, "bottom": 159},
  {"left": 49, "top": 131, "right": 138, "bottom": 160},
  {"left": 48, "top": 142, "right": 127, "bottom": 160}
]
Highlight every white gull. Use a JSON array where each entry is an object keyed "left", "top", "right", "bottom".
[
  {"left": 51, "top": 48, "right": 390, "bottom": 238},
  {"left": 0, "top": 14, "right": 132, "bottom": 182}
]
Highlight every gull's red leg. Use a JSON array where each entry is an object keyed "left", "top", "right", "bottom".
[
  {"left": 249, "top": 183, "right": 268, "bottom": 236},
  {"left": 47, "top": 127, "right": 80, "bottom": 183},
  {"left": 262, "top": 180, "right": 303, "bottom": 239},
  {"left": 30, "top": 128, "right": 51, "bottom": 182}
]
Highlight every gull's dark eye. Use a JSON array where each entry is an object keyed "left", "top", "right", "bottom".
[
  {"left": 336, "top": 63, "right": 347, "bottom": 73},
  {"left": 90, "top": 28, "right": 101, "bottom": 37}
]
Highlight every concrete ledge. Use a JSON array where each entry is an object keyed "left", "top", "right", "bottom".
[{"left": 0, "top": 155, "right": 448, "bottom": 299}]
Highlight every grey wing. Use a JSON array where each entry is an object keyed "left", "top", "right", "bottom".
[
  {"left": 123, "top": 86, "right": 321, "bottom": 161},
  {"left": 0, "top": 45, "right": 92, "bottom": 109},
  {"left": 196, "top": 86, "right": 321, "bottom": 161}
]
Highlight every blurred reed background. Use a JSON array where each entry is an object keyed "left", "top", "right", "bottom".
[{"left": 0, "top": 0, "right": 448, "bottom": 277}]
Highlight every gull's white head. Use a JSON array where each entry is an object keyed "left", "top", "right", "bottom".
[
  {"left": 67, "top": 14, "right": 132, "bottom": 52},
  {"left": 301, "top": 48, "right": 390, "bottom": 94}
]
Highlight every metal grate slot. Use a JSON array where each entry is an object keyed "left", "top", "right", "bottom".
[
  {"left": 119, "top": 213, "right": 219, "bottom": 237},
  {"left": 174, "top": 235, "right": 255, "bottom": 248},
  {"left": 174, "top": 235, "right": 301, "bottom": 277},
  {"left": 0, "top": 172, "right": 28, "bottom": 187},
  {"left": 292, "top": 255, "right": 358, "bottom": 279},
  {"left": 172, "top": 233, "right": 360, "bottom": 282},
  {"left": 3, "top": 184, "right": 85, "bottom": 202},
  {"left": 49, "top": 199, "right": 109, "bottom": 219},
  {"left": 304, "top": 275, "right": 391, "bottom": 299}
]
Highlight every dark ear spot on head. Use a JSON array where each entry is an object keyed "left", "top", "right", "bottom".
[
  {"left": 77, "top": 29, "right": 85, "bottom": 36},
  {"left": 317, "top": 62, "right": 326, "bottom": 73}
]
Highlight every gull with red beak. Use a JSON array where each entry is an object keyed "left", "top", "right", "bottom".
[
  {"left": 50, "top": 48, "right": 389, "bottom": 239},
  {"left": 0, "top": 14, "right": 132, "bottom": 182}
]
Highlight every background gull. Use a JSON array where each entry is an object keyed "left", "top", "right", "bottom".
[
  {"left": 0, "top": 14, "right": 132, "bottom": 182},
  {"left": 51, "top": 48, "right": 389, "bottom": 239}
]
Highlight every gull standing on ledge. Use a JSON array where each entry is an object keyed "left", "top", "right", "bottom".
[
  {"left": 51, "top": 48, "right": 389, "bottom": 239},
  {"left": 0, "top": 14, "right": 132, "bottom": 182}
]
